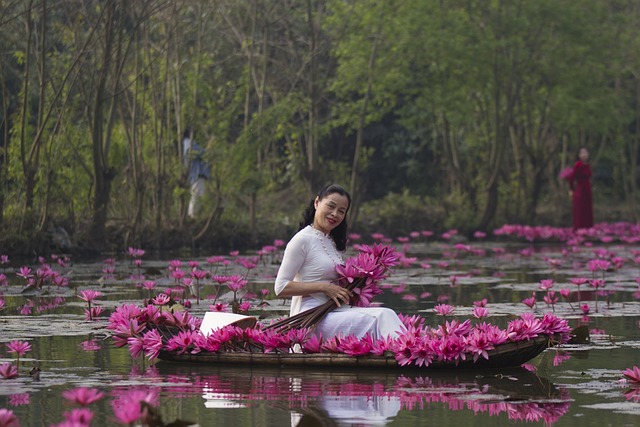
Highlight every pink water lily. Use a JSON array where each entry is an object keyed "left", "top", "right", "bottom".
[
  {"left": 84, "top": 306, "right": 104, "bottom": 321},
  {"left": 109, "top": 319, "right": 146, "bottom": 348},
  {"left": 465, "top": 329, "right": 495, "bottom": 362},
  {"left": 539, "top": 279, "right": 554, "bottom": 291},
  {"left": 6, "top": 341, "right": 31, "bottom": 357},
  {"left": 110, "top": 388, "right": 158, "bottom": 425},
  {"left": 127, "top": 247, "right": 145, "bottom": 258},
  {"left": 165, "top": 330, "right": 202, "bottom": 355},
  {"left": 151, "top": 293, "right": 171, "bottom": 306},
  {"left": 62, "top": 387, "right": 104, "bottom": 406},
  {"left": 622, "top": 366, "right": 640, "bottom": 383},
  {"left": 472, "top": 306, "right": 489, "bottom": 319},
  {"left": 16, "top": 266, "right": 32, "bottom": 279},
  {"left": 55, "top": 408, "right": 94, "bottom": 426},
  {"left": 434, "top": 304, "right": 455, "bottom": 317},
  {"left": 301, "top": 334, "right": 323, "bottom": 353},
  {"left": 0, "top": 409, "right": 19, "bottom": 427},
  {"left": 522, "top": 294, "right": 537, "bottom": 309},
  {"left": 336, "top": 334, "right": 374, "bottom": 356},
  {"left": 0, "top": 362, "right": 18, "bottom": 379},
  {"left": 227, "top": 275, "right": 247, "bottom": 292}
]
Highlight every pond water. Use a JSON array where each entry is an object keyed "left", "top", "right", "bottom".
[{"left": 1, "top": 233, "right": 639, "bottom": 426}]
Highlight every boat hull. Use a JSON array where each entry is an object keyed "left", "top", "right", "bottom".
[{"left": 158, "top": 334, "right": 556, "bottom": 370}]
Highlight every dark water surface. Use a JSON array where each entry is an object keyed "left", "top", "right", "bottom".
[{"left": 1, "top": 239, "right": 639, "bottom": 426}]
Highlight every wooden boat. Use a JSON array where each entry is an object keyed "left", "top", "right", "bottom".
[{"left": 158, "top": 334, "right": 558, "bottom": 370}]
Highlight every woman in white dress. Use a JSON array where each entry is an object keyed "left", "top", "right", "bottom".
[{"left": 274, "top": 184, "right": 404, "bottom": 340}]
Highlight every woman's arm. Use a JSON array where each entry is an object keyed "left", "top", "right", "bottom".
[{"left": 278, "top": 279, "right": 351, "bottom": 307}]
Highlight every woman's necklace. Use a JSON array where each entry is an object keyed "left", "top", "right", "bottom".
[{"left": 310, "top": 226, "right": 343, "bottom": 266}]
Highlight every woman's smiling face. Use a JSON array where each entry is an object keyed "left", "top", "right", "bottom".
[{"left": 313, "top": 192, "right": 349, "bottom": 235}]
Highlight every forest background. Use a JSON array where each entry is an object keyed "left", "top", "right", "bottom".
[{"left": 1, "top": 0, "right": 639, "bottom": 256}]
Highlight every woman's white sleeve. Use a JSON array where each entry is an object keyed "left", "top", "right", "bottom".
[{"left": 274, "top": 235, "right": 306, "bottom": 295}]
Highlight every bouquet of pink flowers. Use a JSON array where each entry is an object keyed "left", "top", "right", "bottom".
[
  {"left": 559, "top": 166, "right": 573, "bottom": 180},
  {"left": 265, "top": 243, "right": 400, "bottom": 332}
]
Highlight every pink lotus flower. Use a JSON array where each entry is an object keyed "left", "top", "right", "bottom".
[
  {"left": 84, "top": 306, "right": 104, "bottom": 321},
  {"left": 622, "top": 366, "right": 640, "bottom": 383},
  {"left": 238, "top": 301, "right": 251, "bottom": 312},
  {"left": 209, "top": 303, "right": 229, "bottom": 312},
  {"left": 127, "top": 247, "right": 145, "bottom": 258},
  {"left": 358, "top": 243, "right": 400, "bottom": 270},
  {"left": 142, "top": 281, "right": 157, "bottom": 291},
  {"left": 212, "top": 275, "right": 230, "bottom": 284},
  {"left": 539, "top": 279, "right": 554, "bottom": 291},
  {"left": 472, "top": 307, "right": 489, "bottom": 319},
  {"left": 190, "top": 269, "right": 208, "bottom": 280},
  {"left": 507, "top": 314, "right": 544, "bottom": 341},
  {"left": 522, "top": 294, "right": 536, "bottom": 308},
  {"left": 165, "top": 330, "right": 202, "bottom": 355},
  {"left": 16, "top": 266, "right": 32, "bottom": 279},
  {"left": 171, "top": 269, "right": 186, "bottom": 281},
  {"left": 473, "top": 299, "right": 487, "bottom": 307},
  {"left": 168, "top": 259, "right": 182, "bottom": 270},
  {"left": 78, "top": 290, "right": 101, "bottom": 303},
  {"left": 8, "top": 394, "right": 28, "bottom": 406},
  {"left": 543, "top": 291, "right": 558, "bottom": 306},
  {"left": 206, "top": 256, "right": 226, "bottom": 265},
  {"left": 110, "top": 389, "right": 158, "bottom": 425},
  {"left": 127, "top": 336, "right": 145, "bottom": 359},
  {"left": 6, "top": 341, "right": 31, "bottom": 357},
  {"left": 301, "top": 334, "right": 323, "bottom": 353},
  {"left": 570, "top": 277, "right": 589, "bottom": 286},
  {"left": 587, "top": 258, "right": 611, "bottom": 272},
  {"left": 62, "top": 387, "right": 104, "bottom": 406},
  {"left": 0, "top": 362, "right": 18, "bottom": 379},
  {"left": 80, "top": 340, "right": 101, "bottom": 351},
  {"left": 109, "top": 319, "right": 146, "bottom": 348},
  {"left": 0, "top": 409, "right": 19, "bottom": 427},
  {"left": 151, "top": 293, "right": 171, "bottom": 306},
  {"left": 336, "top": 334, "right": 373, "bottom": 356},
  {"left": 465, "top": 329, "right": 495, "bottom": 362},
  {"left": 57, "top": 408, "right": 94, "bottom": 426},
  {"left": 434, "top": 304, "right": 455, "bottom": 317},
  {"left": 227, "top": 275, "right": 247, "bottom": 292}
]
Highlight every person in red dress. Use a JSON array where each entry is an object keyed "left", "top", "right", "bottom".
[{"left": 568, "top": 147, "right": 593, "bottom": 230}]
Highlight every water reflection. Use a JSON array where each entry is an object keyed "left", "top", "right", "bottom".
[{"left": 157, "top": 364, "right": 571, "bottom": 426}]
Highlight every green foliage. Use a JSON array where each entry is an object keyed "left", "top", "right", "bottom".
[
  {"left": 1, "top": 0, "right": 639, "bottom": 253},
  {"left": 358, "top": 190, "right": 446, "bottom": 238}
]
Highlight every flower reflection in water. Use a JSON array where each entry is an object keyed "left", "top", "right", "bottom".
[{"left": 157, "top": 365, "right": 571, "bottom": 426}]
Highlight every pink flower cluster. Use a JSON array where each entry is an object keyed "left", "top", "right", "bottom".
[
  {"left": 107, "top": 302, "right": 202, "bottom": 361},
  {"left": 335, "top": 243, "right": 400, "bottom": 307},
  {"left": 493, "top": 222, "right": 640, "bottom": 244},
  {"left": 109, "top": 299, "right": 571, "bottom": 368},
  {"left": 0, "top": 341, "right": 32, "bottom": 379}
]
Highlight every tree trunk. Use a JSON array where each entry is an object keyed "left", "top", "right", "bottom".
[{"left": 349, "top": 9, "right": 384, "bottom": 228}]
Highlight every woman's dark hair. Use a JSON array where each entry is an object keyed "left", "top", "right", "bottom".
[
  {"left": 299, "top": 184, "right": 351, "bottom": 251},
  {"left": 183, "top": 127, "right": 192, "bottom": 139}
]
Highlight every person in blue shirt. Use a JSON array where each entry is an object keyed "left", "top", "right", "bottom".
[{"left": 182, "top": 128, "right": 211, "bottom": 218}]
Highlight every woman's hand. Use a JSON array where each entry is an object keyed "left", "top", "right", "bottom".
[{"left": 322, "top": 282, "right": 353, "bottom": 307}]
